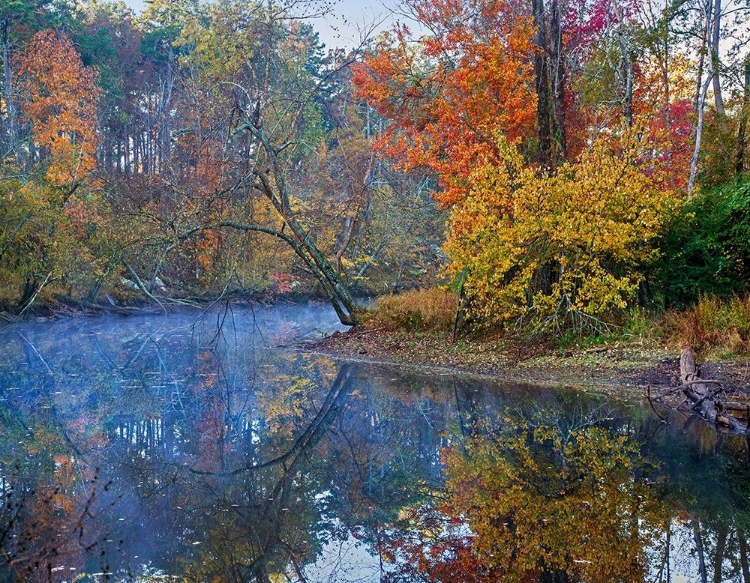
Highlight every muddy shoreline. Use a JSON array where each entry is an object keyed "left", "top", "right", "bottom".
[{"left": 302, "top": 327, "right": 750, "bottom": 395}]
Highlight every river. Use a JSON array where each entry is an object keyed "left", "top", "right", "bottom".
[{"left": 0, "top": 304, "right": 748, "bottom": 582}]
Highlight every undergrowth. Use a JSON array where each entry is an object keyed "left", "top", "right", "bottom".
[
  {"left": 666, "top": 295, "right": 750, "bottom": 356},
  {"left": 365, "top": 288, "right": 458, "bottom": 332},
  {"left": 554, "top": 308, "right": 662, "bottom": 351},
  {"left": 364, "top": 287, "right": 750, "bottom": 361}
]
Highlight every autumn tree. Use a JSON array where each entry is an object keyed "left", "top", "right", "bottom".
[
  {"left": 352, "top": 0, "right": 538, "bottom": 208},
  {"left": 129, "top": 0, "right": 369, "bottom": 324},
  {"left": 18, "top": 30, "right": 100, "bottom": 185},
  {"left": 354, "top": 0, "right": 697, "bottom": 332},
  {"left": 0, "top": 0, "right": 55, "bottom": 162},
  {"left": 665, "top": 0, "right": 750, "bottom": 190},
  {"left": 0, "top": 0, "right": 746, "bottom": 316},
  {"left": 444, "top": 124, "right": 677, "bottom": 332},
  {"left": 0, "top": 29, "right": 102, "bottom": 311},
  {"left": 441, "top": 414, "right": 666, "bottom": 582},
  {"left": 383, "top": 409, "right": 669, "bottom": 582}
]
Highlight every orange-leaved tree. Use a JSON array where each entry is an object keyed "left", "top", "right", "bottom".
[
  {"left": 17, "top": 29, "right": 101, "bottom": 187},
  {"left": 353, "top": 0, "right": 685, "bottom": 333},
  {"left": 0, "top": 29, "right": 103, "bottom": 310},
  {"left": 352, "top": 0, "right": 537, "bottom": 209}
]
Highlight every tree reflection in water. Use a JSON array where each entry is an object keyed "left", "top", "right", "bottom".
[
  {"left": 380, "top": 407, "right": 666, "bottom": 582},
  {"left": 179, "top": 364, "right": 356, "bottom": 582},
  {"left": 2, "top": 309, "right": 750, "bottom": 581}
]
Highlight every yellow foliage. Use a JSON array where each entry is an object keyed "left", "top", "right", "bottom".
[
  {"left": 443, "top": 416, "right": 667, "bottom": 582},
  {"left": 444, "top": 122, "right": 680, "bottom": 332},
  {"left": 368, "top": 288, "right": 458, "bottom": 331}
]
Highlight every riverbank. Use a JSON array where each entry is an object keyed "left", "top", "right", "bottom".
[{"left": 304, "top": 327, "right": 750, "bottom": 394}]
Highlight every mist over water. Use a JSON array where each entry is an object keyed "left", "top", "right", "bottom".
[{"left": 1, "top": 304, "right": 749, "bottom": 581}]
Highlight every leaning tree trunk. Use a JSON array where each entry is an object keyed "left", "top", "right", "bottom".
[{"left": 235, "top": 115, "right": 359, "bottom": 326}]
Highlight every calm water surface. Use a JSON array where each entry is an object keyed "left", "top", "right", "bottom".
[{"left": 1, "top": 305, "right": 749, "bottom": 582}]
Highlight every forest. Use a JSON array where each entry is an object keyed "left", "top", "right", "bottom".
[
  {"left": 4, "top": 1, "right": 750, "bottom": 578},
  {"left": 0, "top": 0, "right": 749, "bottom": 340}
]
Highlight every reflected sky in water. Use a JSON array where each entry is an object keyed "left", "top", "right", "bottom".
[{"left": 1, "top": 305, "right": 750, "bottom": 582}]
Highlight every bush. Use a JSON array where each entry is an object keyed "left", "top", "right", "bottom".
[
  {"left": 367, "top": 288, "right": 458, "bottom": 331},
  {"left": 655, "top": 180, "right": 750, "bottom": 308},
  {"left": 666, "top": 295, "right": 750, "bottom": 355},
  {"left": 444, "top": 125, "right": 676, "bottom": 335}
]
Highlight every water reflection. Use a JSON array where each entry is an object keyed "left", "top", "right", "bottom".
[
  {"left": 1, "top": 307, "right": 750, "bottom": 581},
  {"left": 384, "top": 408, "right": 666, "bottom": 582}
]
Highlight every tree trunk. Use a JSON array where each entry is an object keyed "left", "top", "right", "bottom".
[
  {"left": 739, "top": 530, "right": 750, "bottom": 583},
  {"left": 694, "top": 520, "right": 709, "bottom": 583},
  {"left": 680, "top": 347, "right": 747, "bottom": 432},
  {"left": 711, "top": 0, "right": 728, "bottom": 133},
  {"left": 713, "top": 524, "right": 727, "bottom": 583},
  {"left": 620, "top": 34, "right": 634, "bottom": 126},
  {"left": 611, "top": 2, "right": 633, "bottom": 126},
  {"left": 689, "top": 64, "right": 713, "bottom": 196},
  {"left": 158, "top": 43, "right": 175, "bottom": 175},
  {"left": 2, "top": 18, "right": 18, "bottom": 163},
  {"left": 233, "top": 110, "right": 360, "bottom": 325},
  {"left": 532, "top": 0, "right": 552, "bottom": 165},
  {"left": 197, "top": 215, "right": 358, "bottom": 326},
  {"left": 282, "top": 212, "right": 357, "bottom": 325},
  {"left": 661, "top": 22, "right": 674, "bottom": 178},
  {"left": 737, "top": 56, "right": 750, "bottom": 176},
  {"left": 17, "top": 276, "right": 38, "bottom": 310},
  {"left": 549, "top": 0, "right": 566, "bottom": 157},
  {"left": 693, "top": 12, "right": 709, "bottom": 116}
]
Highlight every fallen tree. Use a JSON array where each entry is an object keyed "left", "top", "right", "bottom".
[{"left": 649, "top": 347, "right": 750, "bottom": 433}]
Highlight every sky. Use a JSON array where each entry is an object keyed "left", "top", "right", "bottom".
[{"left": 122, "top": 0, "right": 409, "bottom": 50}]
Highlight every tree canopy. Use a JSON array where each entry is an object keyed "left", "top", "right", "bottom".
[{"left": 0, "top": 0, "right": 746, "bottom": 329}]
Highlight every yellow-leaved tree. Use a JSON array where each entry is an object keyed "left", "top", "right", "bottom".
[
  {"left": 445, "top": 123, "right": 678, "bottom": 333},
  {"left": 440, "top": 416, "right": 667, "bottom": 582}
]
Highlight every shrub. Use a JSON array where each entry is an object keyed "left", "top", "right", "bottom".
[
  {"left": 655, "top": 180, "right": 750, "bottom": 308},
  {"left": 444, "top": 125, "right": 677, "bottom": 335},
  {"left": 367, "top": 288, "right": 458, "bottom": 331},
  {"left": 666, "top": 294, "right": 750, "bottom": 355}
]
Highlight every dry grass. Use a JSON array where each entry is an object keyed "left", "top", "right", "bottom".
[
  {"left": 666, "top": 295, "right": 750, "bottom": 356},
  {"left": 366, "top": 288, "right": 458, "bottom": 332}
]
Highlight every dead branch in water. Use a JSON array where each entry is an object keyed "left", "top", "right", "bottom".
[{"left": 649, "top": 347, "right": 749, "bottom": 434}]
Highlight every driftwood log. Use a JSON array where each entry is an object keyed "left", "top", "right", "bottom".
[{"left": 676, "top": 347, "right": 748, "bottom": 433}]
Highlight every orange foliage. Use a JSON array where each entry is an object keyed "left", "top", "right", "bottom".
[
  {"left": 17, "top": 30, "right": 101, "bottom": 185},
  {"left": 196, "top": 228, "right": 222, "bottom": 270},
  {"left": 352, "top": 0, "right": 537, "bottom": 208}
]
